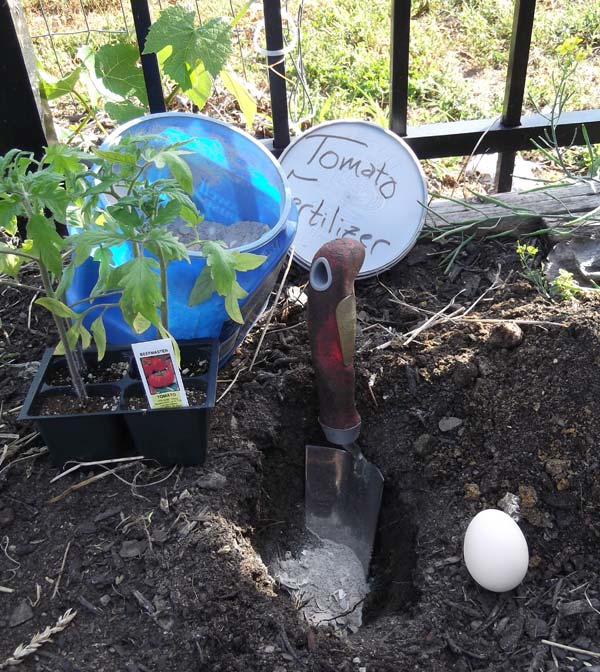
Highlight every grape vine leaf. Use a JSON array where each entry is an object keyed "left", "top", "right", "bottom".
[
  {"left": 94, "top": 42, "right": 149, "bottom": 104},
  {"left": 221, "top": 69, "right": 256, "bottom": 129},
  {"left": 143, "top": 7, "right": 232, "bottom": 91}
]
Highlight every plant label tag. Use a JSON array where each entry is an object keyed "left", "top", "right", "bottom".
[{"left": 131, "top": 339, "right": 189, "bottom": 410}]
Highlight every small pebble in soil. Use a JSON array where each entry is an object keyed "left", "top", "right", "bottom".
[
  {"left": 9, "top": 600, "right": 33, "bottom": 627},
  {"left": 518, "top": 484, "right": 538, "bottom": 508},
  {"left": 463, "top": 483, "right": 481, "bottom": 501},
  {"left": 413, "top": 433, "right": 435, "bottom": 458},
  {"left": 488, "top": 322, "right": 523, "bottom": 348},
  {"left": 195, "top": 472, "right": 227, "bottom": 490},
  {"left": 438, "top": 416, "right": 463, "bottom": 432},
  {"left": 452, "top": 361, "right": 479, "bottom": 388},
  {"left": 0, "top": 507, "right": 15, "bottom": 528}
]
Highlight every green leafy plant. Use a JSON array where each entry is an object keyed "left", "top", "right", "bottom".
[
  {"left": 550, "top": 268, "right": 600, "bottom": 300},
  {"left": 515, "top": 241, "right": 552, "bottom": 300},
  {"left": 0, "top": 137, "right": 266, "bottom": 403},
  {"left": 38, "top": 5, "right": 256, "bottom": 139},
  {"left": 0, "top": 145, "right": 91, "bottom": 400},
  {"left": 68, "top": 135, "right": 266, "bottom": 342}
]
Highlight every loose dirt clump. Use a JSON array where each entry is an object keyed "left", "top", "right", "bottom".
[{"left": 1, "top": 237, "right": 599, "bottom": 671}]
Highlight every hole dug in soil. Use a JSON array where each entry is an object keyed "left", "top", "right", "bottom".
[{"left": 253, "top": 416, "right": 419, "bottom": 634}]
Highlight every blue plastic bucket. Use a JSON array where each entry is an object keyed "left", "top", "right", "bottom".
[{"left": 67, "top": 113, "right": 297, "bottom": 364}]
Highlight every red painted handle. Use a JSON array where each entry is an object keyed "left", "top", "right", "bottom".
[{"left": 307, "top": 238, "right": 365, "bottom": 445}]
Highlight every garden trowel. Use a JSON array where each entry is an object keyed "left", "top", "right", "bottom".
[{"left": 305, "top": 238, "right": 384, "bottom": 576}]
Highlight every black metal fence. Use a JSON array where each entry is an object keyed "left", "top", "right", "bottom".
[{"left": 2, "top": 0, "right": 600, "bottom": 192}]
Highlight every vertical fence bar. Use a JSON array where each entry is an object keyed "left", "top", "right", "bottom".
[
  {"left": 495, "top": 0, "right": 536, "bottom": 192},
  {"left": 130, "top": 0, "right": 166, "bottom": 113},
  {"left": 389, "top": 0, "right": 411, "bottom": 137},
  {"left": 262, "top": 0, "right": 290, "bottom": 154},
  {"left": 0, "top": 0, "right": 48, "bottom": 156}
]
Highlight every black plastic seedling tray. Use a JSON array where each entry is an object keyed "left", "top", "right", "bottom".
[{"left": 19, "top": 339, "right": 219, "bottom": 467}]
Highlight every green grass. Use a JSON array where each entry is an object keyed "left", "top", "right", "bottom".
[
  {"left": 296, "top": 0, "right": 600, "bottom": 126},
  {"left": 21, "top": 0, "right": 600, "bottom": 154}
]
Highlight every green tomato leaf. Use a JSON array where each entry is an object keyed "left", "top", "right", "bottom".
[
  {"left": 132, "top": 312, "right": 152, "bottom": 334},
  {"left": 79, "top": 324, "right": 92, "bottom": 350},
  {"left": 54, "top": 260, "right": 76, "bottom": 300},
  {"left": 156, "top": 324, "right": 181, "bottom": 366},
  {"left": 220, "top": 69, "right": 256, "bottom": 129},
  {"left": 94, "top": 42, "right": 149, "bottom": 104},
  {"left": 231, "top": 251, "right": 267, "bottom": 272},
  {"left": 202, "top": 241, "right": 236, "bottom": 295},
  {"left": 144, "top": 227, "right": 189, "bottom": 263},
  {"left": 0, "top": 246, "right": 23, "bottom": 278},
  {"left": 118, "top": 256, "right": 162, "bottom": 327},
  {"left": 42, "top": 144, "right": 87, "bottom": 175},
  {"left": 36, "top": 296, "right": 77, "bottom": 319},
  {"left": 151, "top": 150, "right": 193, "bottom": 194},
  {"left": 91, "top": 246, "right": 114, "bottom": 296},
  {"left": 25, "top": 171, "right": 70, "bottom": 222},
  {"left": 224, "top": 286, "right": 244, "bottom": 324},
  {"left": 0, "top": 198, "right": 21, "bottom": 233},
  {"left": 92, "top": 146, "right": 138, "bottom": 165},
  {"left": 90, "top": 315, "right": 106, "bottom": 360},
  {"left": 188, "top": 264, "right": 216, "bottom": 306},
  {"left": 27, "top": 214, "right": 64, "bottom": 277}
]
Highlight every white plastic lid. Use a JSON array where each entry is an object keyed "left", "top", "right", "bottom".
[{"left": 280, "top": 120, "right": 427, "bottom": 278}]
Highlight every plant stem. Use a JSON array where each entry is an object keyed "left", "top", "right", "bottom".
[
  {"left": 39, "top": 265, "right": 88, "bottom": 402},
  {"left": 158, "top": 249, "right": 169, "bottom": 331},
  {"left": 0, "top": 279, "right": 43, "bottom": 292}
]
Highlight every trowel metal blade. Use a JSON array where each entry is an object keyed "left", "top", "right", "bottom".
[{"left": 305, "top": 444, "right": 384, "bottom": 576}]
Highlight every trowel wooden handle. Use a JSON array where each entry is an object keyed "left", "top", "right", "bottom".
[{"left": 307, "top": 239, "right": 365, "bottom": 445}]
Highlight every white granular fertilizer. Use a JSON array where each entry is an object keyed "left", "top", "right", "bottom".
[{"left": 270, "top": 539, "right": 369, "bottom": 633}]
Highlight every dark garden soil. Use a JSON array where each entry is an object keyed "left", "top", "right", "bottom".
[{"left": 0, "top": 238, "right": 599, "bottom": 672}]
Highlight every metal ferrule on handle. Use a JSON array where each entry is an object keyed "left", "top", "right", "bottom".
[{"left": 307, "top": 238, "right": 365, "bottom": 445}]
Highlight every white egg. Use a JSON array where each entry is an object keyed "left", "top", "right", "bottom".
[{"left": 463, "top": 509, "right": 529, "bottom": 592}]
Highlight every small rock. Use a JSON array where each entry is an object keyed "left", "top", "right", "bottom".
[
  {"left": 452, "top": 361, "right": 479, "bottom": 388},
  {"left": 99, "top": 595, "right": 111, "bottom": 606},
  {"left": 498, "top": 492, "right": 520, "bottom": 520},
  {"left": 9, "top": 599, "right": 34, "bottom": 627},
  {"left": 413, "top": 434, "right": 435, "bottom": 457},
  {"left": 263, "top": 645, "right": 275, "bottom": 654},
  {"left": 556, "top": 478, "right": 570, "bottom": 491},
  {"left": 463, "top": 483, "right": 481, "bottom": 501},
  {"left": 476, "top": 357, "right": 494, "bottom": 377},
  {"left": 156, "top": 616, "right": 174, "bottom": 632},
  {"left": 196, "top": 472, "right": 227, "bottom": 490},
  {"left": 522, "top": 508, "right": 553, "bottom": 528},
  {"left": 118, "top": 539, "right": 148, "bottom": 559},
  {"left": 519, "top": 485, "right": 538, "bottom": 508},
  {"left": 529, "top": 555, "right": 543, "bottom": 569},
  {"left": 488, "top": 322, "right": 523, "bottom": 348},
  {"left": 94, "top": 507, "right": 121, "bottom": 523},
  {"left": 438, "top": 417, "right": 463, "bottom": 432},
  {"left": 0, "top": 508, "right": 15, "bottom": 528},
  {"left": 545, "top": 459, "right": 569, "bottom": 478},
  {"left": 75, "top": 521, "right": 97, "bottom": 535},
  {"left": 151, "top": 527, "right": 170, "bottom": 544}
]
